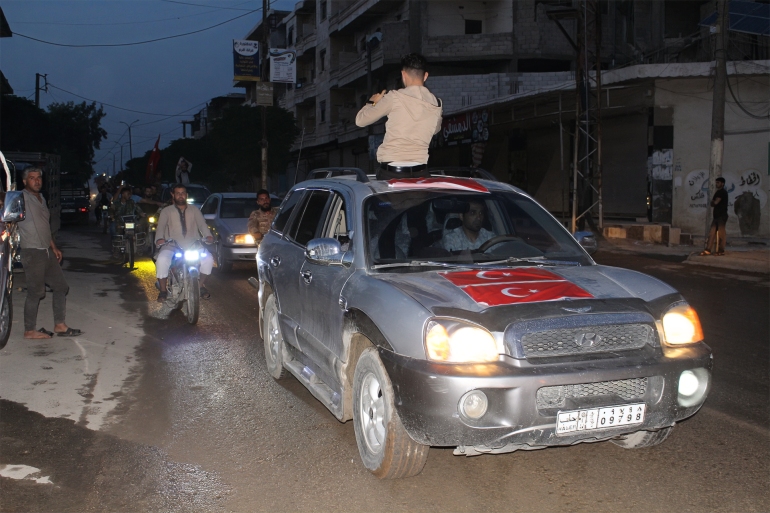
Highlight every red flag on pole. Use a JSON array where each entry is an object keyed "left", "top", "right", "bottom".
[{"left": 145, "top": 135, "right": 161, "bottom": 184}]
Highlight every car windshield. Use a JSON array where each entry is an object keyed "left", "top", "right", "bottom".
[
  {"left": 220, "top": 197, "right": 255, "bottom": 219},
  {"left": 186, "top": 187, "right": 210, "bottom": 204},
  {"left": 364, "top": 190, "right": 592, "bottom": 268}
]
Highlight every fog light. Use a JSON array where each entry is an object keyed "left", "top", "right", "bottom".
[
  {"left": 677, "top": 368, "right": 709, "bottom": 407},
  {"left": 459, "top": 390, "right": 488, "bottom": 420},
  {"left": 678, "top": 370, "right": 699, "bottom": 396}
]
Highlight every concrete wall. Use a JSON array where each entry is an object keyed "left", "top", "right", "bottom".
[
  {"left": 426, "top": 0, "right": 512, "bottom": 37},
  {"left": 656, "top": 75, "right": 770, "bottom": 238}
]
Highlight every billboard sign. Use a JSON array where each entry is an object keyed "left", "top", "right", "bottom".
[
  {"left": 441, "top": 109, "right": 489, "bottom": 146},
  {"left": 233, "top": 40, "right": 260, "bottom": 81},
  {"left": 269, "top": 49, "right": 297, "bottom": 84}
]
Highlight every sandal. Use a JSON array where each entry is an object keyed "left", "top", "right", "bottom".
[
  {"left": 56, "top": 328, "right": 83, "bottom": 337},
  {"left": 37, "top": 327, "right": 54, "bottom": 337},
  {"left": 200, "top": 286, "right": 211, "bottom": 300},
  {"left": 157, "top": 291, "right": 168, "bottom": 303},
  {"left": 699, "top": 250, "right": 712, "bottom": 256}
]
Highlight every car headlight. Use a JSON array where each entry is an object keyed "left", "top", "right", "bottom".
[
  {"left": 227, "top": 234, "right": 256, "bottom": 245},
  {"left": 148, "top": 216, "right": 156, "bottom": 223},
  {"left": 425, "top": 319, "right": 501, "bottom": 363},
  {"left": 662, "top": 303, "right": 704, "bottom": 345}
]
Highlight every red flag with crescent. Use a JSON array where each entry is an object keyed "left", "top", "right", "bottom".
[{"left": 145, "top": 135, "right": 161, "bottom": 184}]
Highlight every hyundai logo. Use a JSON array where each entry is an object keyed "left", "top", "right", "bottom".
[{"left": 575, "top": 332, "right": 601, "bottom": 347}]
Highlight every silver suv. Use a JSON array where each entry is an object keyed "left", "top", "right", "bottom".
[{"left": 256, "top": 168, "right": 712, "bottom": 479}]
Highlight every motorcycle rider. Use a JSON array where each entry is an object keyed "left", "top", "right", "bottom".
[
  {"left": 154, "top": 183, "right": 214, "bottom": 302},
  {"left": 109, "top": 186, "right": 144, "bottom": 238}
]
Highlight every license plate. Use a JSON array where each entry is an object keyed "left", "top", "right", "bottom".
[
  {"left": 556, "top": 403, "right": 646, "bottom": 435},
  {"left": 62, "top": 209, "right": 75, "bottom": 213},
  {"left": 124, "top": 223, "right": 135, "bottom": 229}
]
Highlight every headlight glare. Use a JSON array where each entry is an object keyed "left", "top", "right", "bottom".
[
  {"left": 662, "top": 304, "right": 704, "bottom": 344},
  {"left": 229, "top": 234, "right": 256, "bottom": 245},
  {"left": 184, "top": 250, "right": 200, "bottom": 261},
  {"left": 425, "top": 319, "right": 499, "bottom": 363}
]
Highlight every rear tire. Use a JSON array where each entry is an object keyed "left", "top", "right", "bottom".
[
  {"left": 0, "top": 288, "right": 12, "bottom": 350},
  {"left": 353, "top": 348, "right": 428, "bottom": 479},
  {"left": 127, "top": 239, "right": 135, "bottom": 269},
  {"left": 263, "top": 294, "right": 289, "bottom": 380},
  {"left": 611, "top": 426, "right": 673, "bottom": 449},
  {"left": 186, "top": 275, "right": 200, "bottom": 324}
]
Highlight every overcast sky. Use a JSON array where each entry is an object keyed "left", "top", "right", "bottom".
[{"left": 1, "top": 0, "right": 293, "bottom": 177}]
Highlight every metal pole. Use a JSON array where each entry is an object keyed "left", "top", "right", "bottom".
[
  {"left": 261, "top": 0, "right": 269, "bottom": 191},
  {"left": 128, "top": 126, "right": 134, "bottom": 161},
  {"left": 559, "top": 93, "right": 566, "bottom": 225},
  {"left": 35, "top": 73, "right": 41, "bottom": 107},
  {"left": 706, "top": 0, "right": 728, "bottom": 242},
  {"left": 571, "top": 92, "right": 580, "bottom": 234}
]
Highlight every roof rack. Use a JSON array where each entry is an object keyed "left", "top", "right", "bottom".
[
  {"left": 304, "top": 167, "right": 369, "bottom": 183},
  {"left": 427, "top": 166, "right": 498, "bottom": 182}
]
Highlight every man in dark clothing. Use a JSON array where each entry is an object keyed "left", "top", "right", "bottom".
[
  {"left": 701, "top": 177, "right": 728, "bottom": 256},
  {"left": 17, "top": 167, "right": 82, "bottom": 339}
]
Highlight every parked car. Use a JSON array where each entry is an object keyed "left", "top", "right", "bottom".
[
  {"left": 201, "top": 192, "right": 258, "bottom": 272},
  {"left": 60, "top": 196, "right": 90, "bottom": 225},
  {"left": 160, "top": 183, "right": 211, "bottom": 206},
  {"left": 255, "top": 168, "right": 712, "bottom": 479}
]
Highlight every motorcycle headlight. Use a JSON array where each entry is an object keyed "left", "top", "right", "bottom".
[
  {"left": 184, "top": 250, "right": 200, "bottom": 261},
  {"left": 227, "top": 234, "right": 256, "bottom": 245},
  {"left": 148, "top": 216, "right": 156, "bottom": 223},
  {"left": 425, "top": 319, "right": 501, "bottom": 363},
  {"left": 662, "top": 303, "right": 704, "bottom": 345}
]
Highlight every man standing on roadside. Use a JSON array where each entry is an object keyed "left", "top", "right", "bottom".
[
  {"left": 701, "top": 177, "right": 729, "bottom": 256},
  {"left": 17, "top": 168, "right": 82, "bottom": 339},
  {"left": 247, "top": 189, "right": 277, "bottom": 243},
  {"left": 355, "top": 53, "right": 443, "bottom": 179}
]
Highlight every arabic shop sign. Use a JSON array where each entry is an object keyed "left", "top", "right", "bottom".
[
  {"left": 441, "top": 109, "right": 489, "bottom": 146},
  {"left": 269, "top": 49, "right": 297, "bottom": 84},
  {"left": 233, "top": 40, "right": 260, "bottom": 82}
]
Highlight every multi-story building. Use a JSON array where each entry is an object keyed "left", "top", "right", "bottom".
[{"left": 239, "top": 0, "right": 769, "bottom": 238}]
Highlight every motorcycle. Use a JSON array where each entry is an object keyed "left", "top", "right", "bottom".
[
  {"left": 145, "top": 212, "right": 158, "bottom": 254},
  {"left": 157, "top": 239, "right": 209, "bottom": 325},
  {"left": 0, "top": 152, "right": 25, "bottom": 349},
  {"left": 112, "top": 214, "right": 148, "bottom": 269}
]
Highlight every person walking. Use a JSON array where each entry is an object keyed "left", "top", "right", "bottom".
[
  {"left": 17, "top": 167, "right": 82, "bottom": 339},
  {"left": 355, "top": 53, "right": 443, "bottom": 179},
  {"left": 701, "top": 177, "right": 729, "bottom": 256}
]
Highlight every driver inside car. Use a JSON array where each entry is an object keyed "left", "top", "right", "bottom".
[{"left": 440, "top": 200, "right": 495, "bottom": 252}]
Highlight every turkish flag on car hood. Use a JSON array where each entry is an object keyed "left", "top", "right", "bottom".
[{"left": 145, "top": 135, "right": 161, "bottom": 184}]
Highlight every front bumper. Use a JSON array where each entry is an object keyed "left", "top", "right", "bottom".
[
  {"left": 379, "top": 344, "right": 712, "bottom": 450},
  {"left": 221, "top": 244, "right": 257, "bottom": 262}
]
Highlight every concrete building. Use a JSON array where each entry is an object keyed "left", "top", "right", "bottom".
[{"left": 237, "top": 0, "right": 769, "bottom": 239}]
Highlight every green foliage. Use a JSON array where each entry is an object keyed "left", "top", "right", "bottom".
[
  {"left": 0, "top": 96, "right": 107, "bottom": 183},
  {"left": 125, "top": 105, "right": 299, "bottom": 192}
]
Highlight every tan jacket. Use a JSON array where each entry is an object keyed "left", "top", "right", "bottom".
[
  {"left": 355, "top": 86, "right": 442, "bottom": 164},
  {"left": 156, "top": 204, "right": 212, "bottom": 250}
]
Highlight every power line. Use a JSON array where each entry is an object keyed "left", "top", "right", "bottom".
[
  {"left": 11, "top": 6, "right": 240, "bottom": 26},
  {"left": 48, "top": 83, "right": 198, "bottom": 117},
  {"left": 14, "top": 9, "right": 258, "bottom": 48},
  {"left": 160, "top": 0, "right": 256, "bottom": 11}
]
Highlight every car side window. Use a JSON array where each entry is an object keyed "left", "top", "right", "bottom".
[
  {"left": 288, "top": 190, "right": 331, "bottom": 247},
  {"left": 201, "top": 197, "right": 219, "bottom": 215},
  {"left": 273, "top": 190, "right": 302, "bottom": 233},
  {"left": 322, "top": 193, "right": 350, "bottom": 248}
]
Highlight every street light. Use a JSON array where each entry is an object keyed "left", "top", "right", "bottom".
[{"left": 119, "top": 119, "right": 140, "bottom": 161}]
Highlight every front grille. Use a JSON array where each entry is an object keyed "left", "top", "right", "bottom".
[
  {"left": 536, "top": 377, "right": 648, "bottom": 409},
  {"left": 520, "top": 323, "right": 653, "bottom": 358}
]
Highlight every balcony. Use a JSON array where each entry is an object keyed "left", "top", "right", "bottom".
[
  {"left": 295, "top": 25, "right": 317, "bottom": 57},
  {"left": 422, "top": 33, "right": 513, "bottom": 62},
  {"left": 329, "top": 0, "right": 392, "bottom": 34}
]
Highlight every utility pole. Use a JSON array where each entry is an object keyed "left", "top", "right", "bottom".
[
  {"left": 706, "top": 0, "right": 729, "bottom": 240},
  {"left": 119, "top": 120, "right": 139, "bottom": 162},
  {"left": 34, "top": 73, "right": 47, "bottom": 108},
  {"left": 261, "top": 0, "right": 269, "bottom": 190}
]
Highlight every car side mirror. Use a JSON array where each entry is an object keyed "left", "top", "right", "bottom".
[
  {"left": 306, "top": 238, "right": 351, "bottom": 267},
  {"left": 574, "top": 231, "right": 597, "bottom": 255},
  {"left": 2, "top": 191, "right": 25, "bottom": 223},
  {"left": 203, "top": 213, "right": 215, "bottom": 220}
]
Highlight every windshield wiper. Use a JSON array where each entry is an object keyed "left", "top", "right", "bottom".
[
  {"left": 371, "top": 261, "right": 464, "bottom": 270},
  {"left": 477, "top": 256, "right": 582, "bottom": 267}
]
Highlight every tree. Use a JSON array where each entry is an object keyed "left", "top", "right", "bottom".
[
  {"left": 47, "top": 101, "right": 107, "bottom": 182},
  {"left": 0, "top": 95, "right": 50, "bottom": 152}
]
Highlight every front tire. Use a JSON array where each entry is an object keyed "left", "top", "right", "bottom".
[
  {"left": 263, "top": 294, "right": 289, "bottom": 380},
  {"left": 0, "top": 288, "right": 12, "bottom": 350},
  {"left": 186, "top": 274, "right": 200, "bottom": 324},
  {"left": 127, "top": 239, "right": 135, "bottom": 269},
  {"left": 611, "top": 426, "right": 673, "bottom": 449},
  {"left": 217, "top": 242, "right": 232, "bottom": 272},
  {"left": 353, "top": 348, "right": 428, "bottom": 479}
]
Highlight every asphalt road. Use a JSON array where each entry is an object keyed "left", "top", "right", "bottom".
[{"left": 1, "top": 226, "right": 768, "bottom": 513}]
